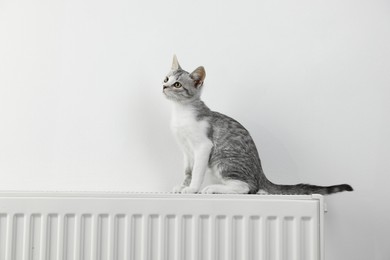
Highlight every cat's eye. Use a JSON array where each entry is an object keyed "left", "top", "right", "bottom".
[
  {"left": 173, "top": 82, "right": 182, "bottom": 88},
  {"left": 164, "top": 77, "right": 169, "bottom": 83}
]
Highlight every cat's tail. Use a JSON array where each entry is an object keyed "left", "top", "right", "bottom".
[{"left": 262, "top": 181, "right": 353, "bottom": 195}]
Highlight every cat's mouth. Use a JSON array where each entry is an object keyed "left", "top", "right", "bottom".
[{"left": 163, "top": 86, "right": 171, "bottom": 97}]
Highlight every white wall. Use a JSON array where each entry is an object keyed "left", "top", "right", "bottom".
[{"left": 0, "top": 0, "right": 389, "bottom": 258}]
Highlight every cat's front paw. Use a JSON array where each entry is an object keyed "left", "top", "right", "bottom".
[
  {"left": 181, "top": 186, "right": 199, "bottom": 194},
  {"left": 172, "top": 185, "right": 186, "bottom": 193},
  {"left": 201, "top": 185, "right": 222, "bottom": 194},
  {"left": 257, "top": 189, "right": 269, "bottom": 195}
]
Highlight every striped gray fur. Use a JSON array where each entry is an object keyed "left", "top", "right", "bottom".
[{"left": 163, "top": 56, "right": 353, "bottom": 195}]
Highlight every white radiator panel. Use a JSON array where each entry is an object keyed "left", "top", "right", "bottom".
[{"left": 0, "top": 192, "right": 325, "bottom": 260}]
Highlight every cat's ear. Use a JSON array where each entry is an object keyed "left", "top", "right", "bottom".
[
  {"left": 171, "top": 54, "right": 182, "bottom": 70},
  {"left": 190, "top": 66, "right": 206, "bottom": 88}
]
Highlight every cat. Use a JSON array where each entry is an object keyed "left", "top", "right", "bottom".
[{"left": 162, "top": 55, "right": 353, "bottom": 195}]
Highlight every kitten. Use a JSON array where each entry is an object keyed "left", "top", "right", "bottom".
[{"left": 163, "top": 55, "right": 353, "bottom": 195}]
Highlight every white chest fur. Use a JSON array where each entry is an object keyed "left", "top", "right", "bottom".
[
  {"left": 170, "top": 102, "right": 215, "bottom": 192},
  {"left": 170, "top": 103, "right": 211, "bottom": 151}
]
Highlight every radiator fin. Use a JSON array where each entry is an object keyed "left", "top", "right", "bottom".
[
  {"left": 29, "top": 214, "right": 41, "bottom": 260},
  {"left": 80, "top": 214, "right": 92, "bottom": 260},
  {"left": 12, "top": 214, "right": 25, "bottom": 260},
  {"left": 147, "top": 214, "right": 159, "bottom": 260},
  {"left": 283, "top": 216, "right": 295, "bottom": 260},
  {"left": 130, "top": 214, "right": 142, "bottom": 260},
  {"left": 199, "top": 215, "right": 210, "bottom": 260},
  {"left": 232, "top": 216, "right": 244, "bottom": 260},
  {"left": 114, "top": 214, "right": 126, "bottom": 260},
  {"left": 181, "top": 215, "right": 193, "bottom": 260},
  {"left": 301, "top": 216, "right": 315, "bottom": 260},
  {"left": 0, "top": 214, "right": 7, "bottom": 260}
]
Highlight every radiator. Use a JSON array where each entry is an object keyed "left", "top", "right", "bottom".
[{"left": 0, "top": 192, "right": 325, "bottom": 260}]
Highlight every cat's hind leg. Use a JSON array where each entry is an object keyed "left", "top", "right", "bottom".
[{"left": 201, "top": 180, "right": 250, "bottom": 194}]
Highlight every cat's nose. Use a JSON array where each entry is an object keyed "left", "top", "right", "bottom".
[{"left": 163, "top": 85, "right": 169, "bottom": 90}]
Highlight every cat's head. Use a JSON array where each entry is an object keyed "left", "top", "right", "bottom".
[{"left": 162, "top": 55, "right": 206, "bottom": 103}]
